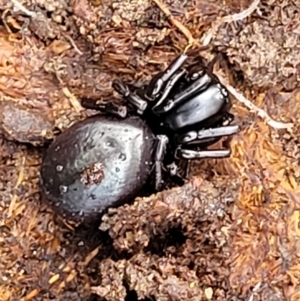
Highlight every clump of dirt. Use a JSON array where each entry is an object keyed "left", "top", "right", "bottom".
[
  {"left": 95, "top": 178, "right": 239, "bottom": 300},
  {"left": 0, "top": 0, "right": 300, "bottom": 300}
]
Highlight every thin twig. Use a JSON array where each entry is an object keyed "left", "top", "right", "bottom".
[
  {"left": 201, "top": 0, "right": 261, "bottom": 46},
  {"left": 2, "top": 9, "right": 13, "bottom": 33},
  {"left": 23, "top": 288, "right": 40, "bottom": 301},
  {"left": 151, "top": 0, "right": 197, "bottom": 47},
  {"left": 223, "top": 0, "right": 261, "bottom": 23},
  {"left": 82, "top": 246, "right": 100, "bottom": 266},
  {"left": 10, "top": 0, "right": 36, "bottom": 17},
  {"left": 63, "top": 34, "right": 83, "bottom": 56},
  {"left": 228, "top": 85, "right": 293, "bottom": 129}
]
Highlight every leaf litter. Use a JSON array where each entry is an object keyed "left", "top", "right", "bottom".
[{"left": 0, "top": 0, "right": 299, "bottom": 300}]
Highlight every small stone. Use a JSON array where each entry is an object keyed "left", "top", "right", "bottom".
[{"left": 204, "top": 287, "right": 213, "bottom": 300}]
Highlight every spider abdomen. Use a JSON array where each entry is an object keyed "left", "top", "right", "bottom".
[{"left": 40, "top": 115, "right": 155, "bottom": 222}]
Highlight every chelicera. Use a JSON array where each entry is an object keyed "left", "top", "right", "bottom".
[{"left": 40, "top": 52, "right": 239, "bottom": 222}]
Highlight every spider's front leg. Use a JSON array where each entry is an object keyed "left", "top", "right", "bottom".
[
  {"left": 152, "top": 54, "right": 230, "bottom": 115},
  {"left": 144, "top": 53, "right": 188, "bottom": 102},
  {"left": 152, "top": 67, "right": 215, "bottom": 115},
  {"left": 111, "top": 53, "right": 189, "bottom": 115}
]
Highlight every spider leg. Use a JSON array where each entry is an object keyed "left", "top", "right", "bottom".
[
  {"left": 145, "top": 54, "right": 189, "bottom": 101},
  {"left": 144, "top": 54, "right": 192, "bottom": 112},
  {"left": 174, "top": 123, "right": 239, "bottom": 160},
  {"left": 112, "top": 80, "right": 148, "bottom": 115},
  {"left": 153, "top": 72, "right": 226, "bottom": 115},
  {"left": 111, "top": 54, "right": 189, "bottom": 115},
  {"left": 153, "top": 52, "right": 230, "bottom": 115},
  {"left": 151, "top": 69, "right": 187, "bottom": 111},
  {"left": 176, "top": 125, "right": 239, "bottom": 145},
  {"left": 175, "top": 148, "right": 232, "bottom": 160},
  {"left": 81, "top": 98, "right": 128, "bottom": 118},
  {"left": 152, "top": 134, "right": 169, "bottom": 191}
]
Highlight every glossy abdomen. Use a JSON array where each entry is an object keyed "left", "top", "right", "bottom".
[{"left": 40, "top": 115, "right": 155, "bottom": 221}]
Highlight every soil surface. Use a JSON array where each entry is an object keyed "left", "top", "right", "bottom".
[{"left": 0, "top": 0, "right": 300, "bottom": 300}]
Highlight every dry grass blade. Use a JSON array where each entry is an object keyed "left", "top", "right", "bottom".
[
  {"left": 8, "top": 155, "right": 26, "bottom": 218},
  {"left": 62, "top": 87, "right": 84, "bottom": 113},
  {"left": 226, "top": 82, "right": 294, "bottom": 129}
]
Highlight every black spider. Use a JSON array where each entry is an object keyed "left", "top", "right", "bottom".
[{"left": 40, "top": 52, "right": 239, "bottom": 222}]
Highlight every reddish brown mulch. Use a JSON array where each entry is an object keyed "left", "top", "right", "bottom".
[{"left": 0, "top": 0, "right": 300, "bottom": 300}]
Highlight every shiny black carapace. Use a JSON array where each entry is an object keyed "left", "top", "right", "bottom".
[{"left": 40, "top": 53, "right": 239, "bottom": 221}]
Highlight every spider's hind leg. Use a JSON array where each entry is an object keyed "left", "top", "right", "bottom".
[
  {"left": 150, "top": 133, "right": 191, "bottom": 191},
  {"left": 152, "top": 134, "right": 169, "bottom": 191},
  {"left": 81, "top": 98, "right": 128, "bottom": 118}
]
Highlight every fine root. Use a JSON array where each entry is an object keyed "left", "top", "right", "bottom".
[
  {"left": 11, "top": 0, "right": 36, "bottom": 17},
  {"left": 217, "top": 74, "right": 294, "bottom": 130},
  {"left": 201, "top": 0, "right": 261, "bottom": 46}
]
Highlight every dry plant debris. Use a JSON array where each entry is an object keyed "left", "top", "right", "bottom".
[
  {"left": 0, "top": 101, "right": 54, "bottom": 145},
  {"left": 0, "top": 0, "right": 300, "bottom": 300},
  {"left": 95, "top": 178, "right": 239, "bottom": 300},
  {"left": 215, "top": 0, "right": 300, "bottom": 91}
]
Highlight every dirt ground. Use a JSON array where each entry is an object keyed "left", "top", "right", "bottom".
[{"left": 0, "top": 0, "right": 300, "bottom": 300}]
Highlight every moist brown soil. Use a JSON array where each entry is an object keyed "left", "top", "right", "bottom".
[{"left": 0, "top": 0, "right": 300, "bottom": 300}]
